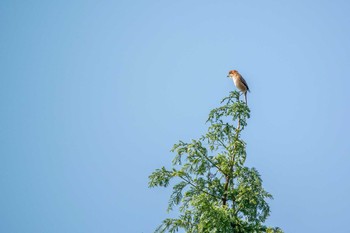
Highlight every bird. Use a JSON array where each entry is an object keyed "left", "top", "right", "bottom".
[{"left": 227, "top": 70, "right": 250, "bottom": 104}]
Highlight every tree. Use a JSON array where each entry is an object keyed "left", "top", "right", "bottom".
[{"left": 149, "top": 91, "right": 283, "bottom": 233}]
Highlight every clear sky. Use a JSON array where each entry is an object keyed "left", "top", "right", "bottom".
[{"left": 1, "top": 0, "right": 350, "bottom": 232}]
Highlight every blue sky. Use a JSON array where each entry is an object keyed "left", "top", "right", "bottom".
[{"left": 1, "top": 0, "right": 350, "bottom": 232}]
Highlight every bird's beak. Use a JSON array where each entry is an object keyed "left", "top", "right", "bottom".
[{"left": 227, "top": 75, "right": 229, "bottom": 78}]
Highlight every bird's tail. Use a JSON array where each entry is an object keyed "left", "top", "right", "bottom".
[{"left": 244, "top": 92, "right": 248, "bottom": 105}]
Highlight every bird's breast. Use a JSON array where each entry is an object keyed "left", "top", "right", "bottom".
[
  {"left": 233, "top": 78, "right": 238, "bottom": 86},
  {"left": 233, "top": 77, "right": 247, "bottom": 92}
]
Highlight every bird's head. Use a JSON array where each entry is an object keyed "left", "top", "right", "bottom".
[{"left": 227, "top": 70, "right": 238, "bottom": 79}]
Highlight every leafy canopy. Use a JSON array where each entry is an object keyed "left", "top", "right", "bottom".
[{"left": 149, "top": 91, "right": 283, "bottom": 233}]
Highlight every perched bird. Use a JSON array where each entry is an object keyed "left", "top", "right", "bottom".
[{"left": 227, "top": 70, "right": 250, "bottom": 104}]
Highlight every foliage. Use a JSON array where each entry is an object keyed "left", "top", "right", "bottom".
[{"left": 149, "top": 91, "right": 283, "bottom": 233}]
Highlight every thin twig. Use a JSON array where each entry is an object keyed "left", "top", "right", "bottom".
[
  {"left": 179, "top": 175, "right": 221, "bottom": 200},
  {"left": 217, "top": 137, "right": 229, "bottom": 151},
  {"left": 197, "top": 149, "right": 227, "bottom": 176}
]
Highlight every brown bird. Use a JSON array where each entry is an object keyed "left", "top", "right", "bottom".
[{"left": 227, "top": 70, "right": 250, "bottom": 104}]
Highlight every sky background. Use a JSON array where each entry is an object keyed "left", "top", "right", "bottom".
[{"left": 1, "top": 0, "right": 350, "bottom": 232}]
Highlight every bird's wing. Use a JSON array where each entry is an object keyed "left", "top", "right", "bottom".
[{"left": 240, "top": 75, "right": 250, "bottom": 92}]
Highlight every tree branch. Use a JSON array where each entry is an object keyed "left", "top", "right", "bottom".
[
  {"left": 222, "top": 116, "right": 242, "bottom": 207},
  {"left": 217, "top": 137, "right": 229, "bottom": 151},
  {"left": 197, "top": 149, "right": 227, "bottom": 176},
  {"left": 179, "top": 175, "right": 221, "bottom": 200}
]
